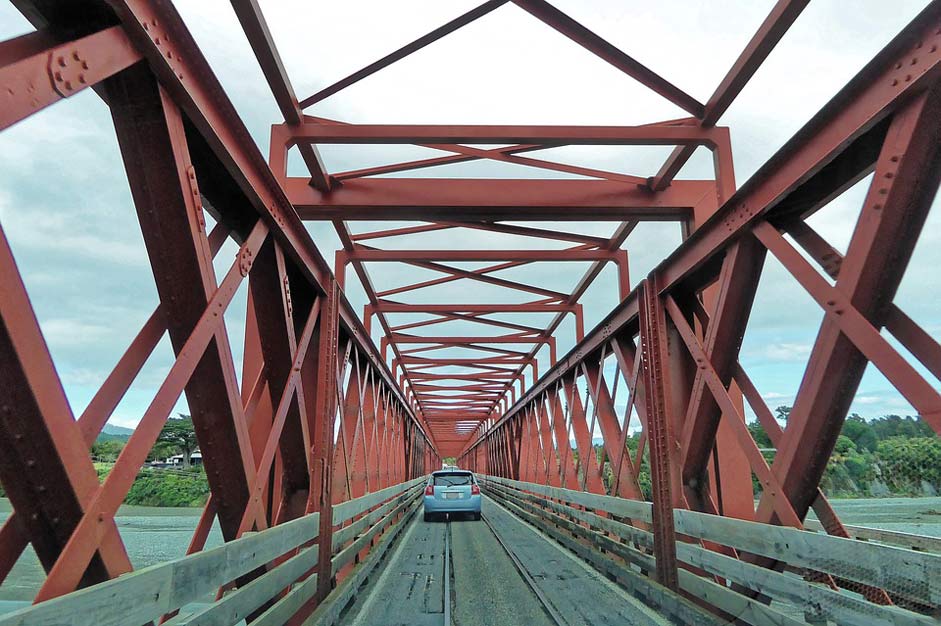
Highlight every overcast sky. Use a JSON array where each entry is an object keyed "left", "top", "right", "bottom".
[{"left": 0, "top": 1, "right": 938, "bottom": 432}]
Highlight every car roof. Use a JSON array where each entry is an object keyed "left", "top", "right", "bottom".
[{"left": 431, "top": 469, "right": 472, "bottom": 475}]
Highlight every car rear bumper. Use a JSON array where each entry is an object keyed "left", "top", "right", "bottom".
[{"left": 423, "top": 495, "right": 481, "bottom": 514}]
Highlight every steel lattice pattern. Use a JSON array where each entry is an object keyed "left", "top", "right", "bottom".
[{"left": 0, "top": 0, "right": 940, "bottom": 624}]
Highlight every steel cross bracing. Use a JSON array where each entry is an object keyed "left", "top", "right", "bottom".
[
  {"left": 0, "top": 0, "right": 438, "bottom": 617},
  {"left": 1, "top": 0, "right": 941, "bottom": 624},
  {"left": 461, "top": 3, "right": 941, "bottom": 614},
  {"left": 258, "top": 0, "right": 749, "bottom": 459}
]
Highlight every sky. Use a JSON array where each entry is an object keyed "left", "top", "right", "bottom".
[{"left": 0, "top": 0, "right": 938, "bottom": 433}]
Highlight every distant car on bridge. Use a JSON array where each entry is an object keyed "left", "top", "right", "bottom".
[{"left": 424, "top": 470, "right": 481, "bottom": 521}]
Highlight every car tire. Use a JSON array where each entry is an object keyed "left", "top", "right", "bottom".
[
  {"left": 424, "top": 512, "right": 432, "bottom": 522},
  {"left": 473, "top": 512, "right": 481, "bottom": 521}
]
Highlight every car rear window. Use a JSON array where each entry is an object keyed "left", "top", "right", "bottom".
[{"left": 434, "top": 473, "right": 473, "bottom": 486}]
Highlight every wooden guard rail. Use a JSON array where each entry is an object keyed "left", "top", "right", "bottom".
[
  {"left": 482, "top": 475, "right": 940, "bottom": 626},
  {"left": 0, "top": 477, "right": 426, "bottom": 626},
  {"left": 802, "top": 519, "right": 941, "bottom": 554}
]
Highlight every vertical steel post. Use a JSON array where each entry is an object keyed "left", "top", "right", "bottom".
[
  {"left": 639, "top": 277, "right": 680, "bottom": 590},
  {"left": 306, "top": 279, "right": 340, "bottom": 603}
]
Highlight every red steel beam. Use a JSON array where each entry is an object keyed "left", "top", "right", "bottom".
[
  {"left": 638, "top": 279, "right": 679, "bottom": 588},
  {"left": 332, "top": 117, "right": 697, "bottom": 181},
  {"left": 387, "top": 311, "right": 544, "bottom": 335},
  {"left": 278, "top": 122, "right": 724, "bottom": 146},
  {"left": 286, "top": 177, "right": 713, "bottom": 219},
  {"left": 401, "top": 357, "right": 528, "bottom": 364},
  {"left": 375, "top": 258, "right": 570, "bottom": 300},
  {"left": 350, "top": 249, "right": 620, "bottom": 262},
  {"left": 463, "top": 2, "right": 941, "bottom": 454},
  {"left": 107, "top": 67, "right": 257, "bottom": 542},
  {"left": 702, "top": 0, "right": 811, "bottom": 128},
  {"left": 298, "top": 0, "right": 509, "bottom": 107},
  {"left": 0, "top": 26, "right": 141, "bottom": 131},
  {"left": 391, "top": 334, "right": 547, "bottom": 344},
  {"left": 246, "top": 239, "right": 313, "bottom": 519},
  {"left": 677, "top": 236, "right": 766, "bottom": 501},
  {"left": 0, "top": 224, "right": 135, "bottom": 589},
  {"left": 511, "top": 0, "right": 704, "bottom": 117},
  {"left": 333, "top": 143, "right": 547, "bottom": 181},
  {"left": 754, "top": 88, "right": 941, "bottom": 523},
  {"left": 650, "top": 0, "right": 810, "bottom": 190},
  {"left": 230, "top": 0, "right": 331, "bottom": 190},
  {"left": 444, "top": 222, "right": 610, "bottom": 247},
  {"left": 478, "top": 219, "right": 640, "bottom": 420},
  {"left": 301, "top": 116, "right": 647, "bottom": 187},
  {"left": 351, "top": 224, "right": 455, "bottom": 241}
]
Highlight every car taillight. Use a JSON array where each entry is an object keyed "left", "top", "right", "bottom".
[
  {"left": 425, "top": 484, "right": 435, "bottom": 496},
  {"left": 471, "top": 484, "right": 480, "bottom": 495}
]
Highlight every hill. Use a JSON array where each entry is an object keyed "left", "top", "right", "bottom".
[{"left": 97, "top": 423, "right": 133, "bottom": 443}]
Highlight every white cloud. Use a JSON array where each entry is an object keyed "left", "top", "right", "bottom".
[
  {"left": 39, "top": 318, "right": 113, "bottom": 348},
  {"left": 762, "top": 343, "right": 812, "bottom": 362}
]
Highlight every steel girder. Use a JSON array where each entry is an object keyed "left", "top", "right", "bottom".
[
  {"left": 462, "top": 2, "right": 941, "bottom": 603},
  {"left": 0, "top": 0, "right": 438, "bottom": 618},
  {"left": 2, "top": 0, "right": 940, "bottom": 623},
  {"left": 265, "top": 114, "right": 728, "bottom": 459},
  {"left": 262, "top": 44, "right": 727, "bottom": 456}
]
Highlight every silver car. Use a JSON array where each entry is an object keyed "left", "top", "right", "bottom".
[{"left": 423, "top": 470, "right": 481, "bottom": 521}]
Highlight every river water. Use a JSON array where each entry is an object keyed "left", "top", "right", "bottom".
[
  {"left": 0, "top": 500, "right": 224, "bottom": 603},
  {"left": 0, "top": 496, "right": 939, "bottom": 605}
]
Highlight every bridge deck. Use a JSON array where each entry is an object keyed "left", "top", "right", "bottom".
[
  {"left": 0, "top": 476, "right": 939, "bottom": 625},
  {"left": 339, "top": 496, "right": 669, "bottom": 626}
]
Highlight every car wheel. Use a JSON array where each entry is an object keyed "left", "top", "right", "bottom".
[
  {"left": 473, "top": 512, "right": 481, "bottom": 521},
  {"left": 424, "top": 512, "right": 432, "bottom": 522}
]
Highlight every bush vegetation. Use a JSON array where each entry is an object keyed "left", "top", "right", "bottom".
[
  {"left": 94, "top": 464, "right": 210, "bottom": 507},
  {"left": 124, "top": 469, "right": 210, "bottom": 507},
  {"left": 88, "top": 414, "right": 210, "bottom": 507},
  {"left": 594, "top": 409, "right": 939, "bottom": 499}
]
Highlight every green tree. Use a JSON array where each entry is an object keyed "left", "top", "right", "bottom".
[
  {"left": 870, "top": 415, "right": 934, "bottom": 440},
  {"left": 841, "top": 414, "right": 877, "bottom": 452},
  {"left": 125, "top": 469, "right": 209, "bottom": 507},
  {"left": 748, "top": 421, "right": 773, "bottom": 449},
  {"left": 156, "top": 414, "right": 199, "bottom": 468},
  {"left": 91, "top": 439, "right": 124, "bottom": 462},
  {"left": 833, "top": 434, "right": 856, "bottom": 456},
  {"left": 774, "top": 405, "right": 791, "bottom": 423}
]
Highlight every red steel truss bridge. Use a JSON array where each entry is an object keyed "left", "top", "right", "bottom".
[{"left": 1, "top": 1, "right": 940, "bottom": 625}]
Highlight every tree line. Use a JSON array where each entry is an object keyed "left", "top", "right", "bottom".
[
  {"left": 748, "top": 408, "right": 939, "bottom": 496},
  {"left": 85, "top": 408, "right": 938, "bottom": 506},
  {"left": 594, "top": 408, "right": 939, "bottom": 499}
]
